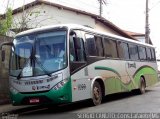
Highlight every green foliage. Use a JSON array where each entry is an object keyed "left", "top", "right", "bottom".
[{"left": 0, "top": 8, "right": 13, "bottom": 35}]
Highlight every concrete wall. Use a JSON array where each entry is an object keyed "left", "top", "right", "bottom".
[
  {"left": 12, "top": 4, "right": 95, "bottom": 30},
  {"left": 95, "top": 21, "right": 122, "bottom": 36},
  {"left": 0, "top": 36, "right": 12, "bottom": 101}
]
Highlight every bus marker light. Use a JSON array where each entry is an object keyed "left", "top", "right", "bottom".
[
  {"left": 74, "top": 87, "right": 77, "bottom": 90},
  {"left": 89, "top": 78, "right": 93, "bottom": 80}
]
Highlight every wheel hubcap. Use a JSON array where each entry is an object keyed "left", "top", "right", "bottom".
[{"left": 94, "top": 87, "right": 101, "bottom": 102}]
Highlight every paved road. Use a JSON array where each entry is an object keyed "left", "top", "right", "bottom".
[{"left": 1, "top": 82, "right": 160, "bottom": 119}]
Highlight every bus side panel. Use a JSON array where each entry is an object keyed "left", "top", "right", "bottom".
[
  {"left": 133, "top": 62, "right": 158, "bottom": 88},
  {"left": 70, "top": 60, "right": 158, "bottom": 103},
  {"left": 71, "top": 67, "right": 92, "bottom": 102}
]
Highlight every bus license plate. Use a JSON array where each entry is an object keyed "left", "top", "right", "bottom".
[{"left": 29, "top": 98, "right": 40, "bottom": 103}]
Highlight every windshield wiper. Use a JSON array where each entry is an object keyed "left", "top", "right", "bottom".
[
  {"left": 33, "top": 57, "right": 52, "bottom": 77},
  {"left": 16, "top": 46, "right": 52, "bottom": 79}
]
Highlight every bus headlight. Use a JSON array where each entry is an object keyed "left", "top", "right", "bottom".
[
  {"left": 10, "top": 87, "right": 18, "bottom": 94},
  {"left": 53, "top": 78, "right": 69, "bottom": 90}
]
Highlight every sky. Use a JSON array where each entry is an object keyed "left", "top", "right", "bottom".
[{"left": 0, "top": 0, "right": 160, "bottom": 59}]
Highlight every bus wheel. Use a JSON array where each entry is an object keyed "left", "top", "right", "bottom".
[
  {"left": 92, "top": 81, "right": 102, "bottom": 106},
  {"left": 137, "top": 77, "right": 146, "bottom": 94}
]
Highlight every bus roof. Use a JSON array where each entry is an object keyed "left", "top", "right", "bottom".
[{"left": 16, "top": 24, "right": 154, "bottom": 48}]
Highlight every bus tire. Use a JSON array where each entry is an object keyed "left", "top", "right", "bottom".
[
  {"left": 92, "top": 81, "right": 102, "bottom": 106},
  {"left": 137, "top": 77, "right": 146, "bottom": 94}
]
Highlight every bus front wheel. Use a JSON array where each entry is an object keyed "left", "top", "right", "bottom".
[{"left": 92, "top": 81, "right": 102, "bottom": 106}]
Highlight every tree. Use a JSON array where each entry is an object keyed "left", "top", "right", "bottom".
[
  {"left": 0, "top": 8, "right": 13, "bottom": 35},
  {"left": 12, "top": 6, "right": 53, "bottom": 33},
  {"left": 13, "top": 10, "right": 40, "bottom": 33}
]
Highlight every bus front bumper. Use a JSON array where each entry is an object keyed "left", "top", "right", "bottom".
[{"left": 10, "top": 81, "right": 72, "bottom": 106}]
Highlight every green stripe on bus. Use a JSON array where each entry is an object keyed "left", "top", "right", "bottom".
[{"left": 95, "top": 66, "right": 121, "bottom": 79}]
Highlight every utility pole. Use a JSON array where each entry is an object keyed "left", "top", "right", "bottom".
[
  {"left": 99, "top": 0, "right": 102, "bottom": 17},
  {"left": 145, "top": 0, "right": 150, "bottom": 44},
  {"left": 98, "top": 0, "right": 107, "bottom": 17}
]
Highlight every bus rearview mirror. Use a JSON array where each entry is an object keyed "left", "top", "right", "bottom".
[
  {"left": 0, "top": 41, "right": 13, "bottom": 62},
  {"left": 1, "top": 50, "right": 5, "bottom": 62}
]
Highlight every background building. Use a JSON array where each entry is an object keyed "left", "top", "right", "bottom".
[
  {"left": 1, "top": 0, "right": 135, "bottom": 40},
  {"left": 124, "top": 30, "right": 153, "bottom": 45}
]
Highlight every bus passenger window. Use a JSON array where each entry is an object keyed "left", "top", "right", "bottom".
[
  {"left": 85, "top": 34, "right": 97, "bottom": 56},
  {"left": 146, "top": 48, "right": 152, "bottom": 61},
  {"left": 151, "top": 48, "right": 156, "bottom": 61},
  {"left": 103, "top": 38, "right": 118, "bottom": 58},
  {"left": 117, "top": 41, "right": 129, "bottom": 60},
  {"left": 129, "top": 44, "right": 139, "bottom": 60},
  {"left": 95, "top": 36, "right": 104, "bottom": 57},
  {"left": 138, "top": 46, "right": 147, "bottom": 60}
]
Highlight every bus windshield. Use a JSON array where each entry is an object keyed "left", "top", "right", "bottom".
[{"left": 10, "top": 30, "right": 67, "bottom": 78}]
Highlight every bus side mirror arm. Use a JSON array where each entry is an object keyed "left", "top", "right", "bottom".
[
  {"left": 0, "top": 42, "right": 13, "bottom": 50},
  {"left": 0, "top": 42, "right": 13, "bottom": 62}
]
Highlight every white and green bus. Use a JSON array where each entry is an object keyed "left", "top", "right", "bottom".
[{"left": 1, "top": 24, "right": 158, "bottom": 106}]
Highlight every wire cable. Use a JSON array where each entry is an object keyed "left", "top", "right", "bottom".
[{"left": 149, "top": 0, "right": 160, "bottom": 11}]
